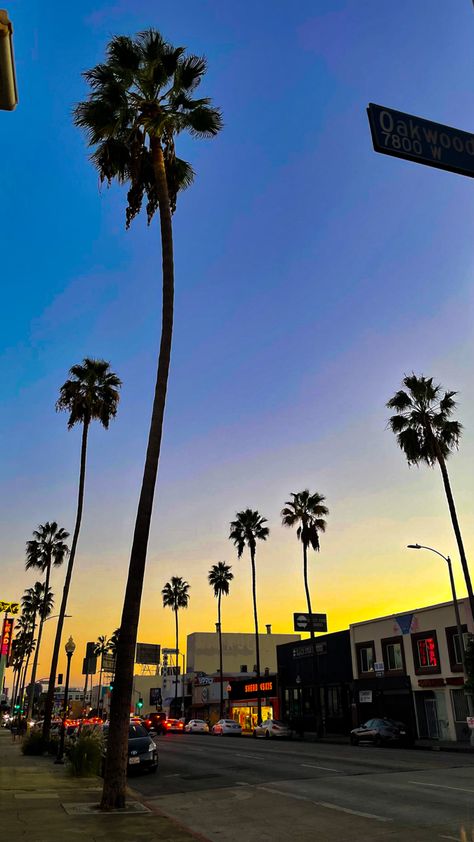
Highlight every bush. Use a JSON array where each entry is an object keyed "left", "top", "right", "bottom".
[
  {"left": 22, "top": 731, "right": 46, "bottom": 755},
  {"left": 68, "top": 731, "right": 103, "bottom": 777}
]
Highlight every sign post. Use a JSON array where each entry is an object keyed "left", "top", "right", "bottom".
[
  {"left": 293, "top": 613, "right": 327, "bottom": 633},
  {"left": 367, "top": 103, "right": 474, "bottom": 178}
]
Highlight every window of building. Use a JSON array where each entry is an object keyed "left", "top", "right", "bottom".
[
  {"left": 445, "top": 625, "right": 469, "bottom": 672},
  {"left": 453, "top": 633, "right": 469, "bottom": 666},
  {"left": 327, "top": 686, "right": 342, "bottom": 717},
  {"left": 382, "top": 636, "right": 405, "bottom": 672},
  {"left": 451, "top": 688, "right": 469, "bottom": 722},
  {"left": 356, "top": 642, "right": 375, "bottom": 674},
  {"left": 411, "top": 630, "right": 440, "bottom": 674}
]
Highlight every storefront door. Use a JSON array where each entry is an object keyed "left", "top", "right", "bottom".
[{"left": 425, "top": 698, "right": 439, "bottom": 739}]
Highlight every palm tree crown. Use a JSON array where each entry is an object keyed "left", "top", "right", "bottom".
[
  {"left": 229, "top": 509, "right": 269, "bottom": 557},
  {"left": 162, "top": 577, "right": 190, "bottom": 612},
  {"left": 56, "top": 358, "right": 121, "bottom": 429},
  {"left": 281, "top": 490, "right": 328, "bottom": 551},
  {"left": 208, "top": 562, "right": 233, "bottom": 598},
  {"left": 387, "top": 374, "right": 461, "bottom": 466},
  {"left": 22, "top": 582, "right": 54, "bottom": 620},
  {"left": 94, "top": 635, "right": 112, "bottom": 657},
  {"left": 26, "top": 522, "right": 69, "bottom": 573},
  {"left": 73, "top": 29, "right": 223, "bottom": 223}
]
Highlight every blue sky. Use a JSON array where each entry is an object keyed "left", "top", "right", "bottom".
[{"left": 2, "top": 1, "right": 474, "bottom": 681}]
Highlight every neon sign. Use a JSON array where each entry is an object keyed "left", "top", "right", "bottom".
[
  {"left": 244, "top": 681, "right": 273, "bottom": 694},
  {"left": 1, "top": 618, "right": 14, "bottom": 658}
]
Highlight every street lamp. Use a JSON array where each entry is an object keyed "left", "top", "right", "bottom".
[
  {"left": 407, "top": 544, "right": 467, "bottom": 674},
  {"left": 55, "top": 635, "right": 75, "bottom": 764}
]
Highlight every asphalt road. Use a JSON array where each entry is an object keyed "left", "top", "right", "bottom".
[{"left": 132, "top": 734, "right": 474, "bottom": 841}]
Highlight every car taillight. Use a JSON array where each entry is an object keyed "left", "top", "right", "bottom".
[{"left": 179, "top": 723, "right": 183, "bottom": 728}]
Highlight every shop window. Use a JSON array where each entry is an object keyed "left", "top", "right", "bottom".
[
  {"left": 356, "top": 642, "right": 375, "bottom": 675},
  {"left": 411, "top": 630, "right": 441, "bottom": 675}
]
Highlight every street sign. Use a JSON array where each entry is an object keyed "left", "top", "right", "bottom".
[
  {"left": 367, "top": 103, "right": 474, "bottom": 178},
  {"left": 359, "top": 690, "right": 373, "bottom": 703},
  {"left": 293, "top": 612, "right": 327, "bottom": 633},
  {"left": 0, "top": 601, "right": 20, "bottom": 615},
  {"left": 101, "top": 652, "right": 116, "bottom": 673},
  {"left": 162, "top": 647, "right": 178, "bottom": 655}
]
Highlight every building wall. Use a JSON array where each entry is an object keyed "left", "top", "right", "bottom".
[
  {"left": 350, "top": 598, "right": 472, "bottom": 742},
  {"left": 187, "top": 632, "right": 300, "bottom": 675}
]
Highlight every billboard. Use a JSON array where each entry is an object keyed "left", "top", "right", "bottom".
[
  {"left": 101, "top": 653, "right": 116, "bottom": 673},
  {"left": 1, "top": 618, "right": 14, "bottom": 659},
  {"left": 136, "top": 643, "right": 161, "bottom": 665}
]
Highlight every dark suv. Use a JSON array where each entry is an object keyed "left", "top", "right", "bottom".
[{"left": 143, "top": 711, "right": 167, "bottom": 735}]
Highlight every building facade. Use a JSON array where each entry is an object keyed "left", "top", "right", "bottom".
[
  {"left": 350, "top": 599, "right": 473, "bottom": 742},
  {"left": 187, "top": 629, "right": 300, "bottom": 675},
  {"left": 277, "top": 631, "right": 353, "bottom": 735}
]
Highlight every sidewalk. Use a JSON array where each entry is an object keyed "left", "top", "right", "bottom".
[{"left": 0, "top": 728, "right": 203, "bottom": 841}]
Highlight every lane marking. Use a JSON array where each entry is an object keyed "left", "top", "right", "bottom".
[
  {"left": 315, "top": 801, "right": 393, "bottom": 822},
  {"left": 235, "top": 753, "right": 265, "bottom": 761},
  {"left": 164, "top": 773, "right": 180, "bottom": 778},
  {"left": 301, "top": 763, "right": 339, "bottom": 772},
  {"left": 409, "top": 780, "right": 474, "bottom": 794},
  {"left": 439, "top": 836, "right": 459, "bottom": 841},
  {"left": 257, "top": 785, "right": 391, "bottom": 822}
]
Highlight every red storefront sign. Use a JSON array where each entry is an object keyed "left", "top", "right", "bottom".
[{"left": 1, "top": 618, "right": 14, "bottom": 659}]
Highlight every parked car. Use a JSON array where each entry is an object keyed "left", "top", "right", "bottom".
[
  {"left": 212, "top": 719, "right": 242, "bottom": 736},
  {"left": 164, "top": 718, "right": 184, "bottom": 733},
  {"left": 102, "top": 723, "right": 158, "bottom": 774},
  {"left": 184, "top": 719, "right": 210, "bottom": 734},
  {"left": 350, "top": 717, "right": 411, "bottom": 746},
  {"left": 253, "top": 719, "right": 291, "bottom": 739}
]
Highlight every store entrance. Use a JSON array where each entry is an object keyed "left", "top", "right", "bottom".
[{"left": 232, "top": 704, "right": 273, "bottom": 731}]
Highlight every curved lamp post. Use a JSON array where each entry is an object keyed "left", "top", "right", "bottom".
[
  {"left": 407, "top": 544, "right": 474, "bottom": 742},
  {"left": 55, "top": 635, "right": 75, "bottom": 764}
]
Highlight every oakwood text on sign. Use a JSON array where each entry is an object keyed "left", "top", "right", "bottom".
[{"left": 367, "top": 103, "right": 474, "bottom": 178}]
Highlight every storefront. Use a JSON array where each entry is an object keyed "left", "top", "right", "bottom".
[{"left": 228, "top": 676, "right": 279, "bottom": 730}]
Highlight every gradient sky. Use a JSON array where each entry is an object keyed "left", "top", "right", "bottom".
[{"left": 2, "top": 0, "right": 474, "bottom": 687}]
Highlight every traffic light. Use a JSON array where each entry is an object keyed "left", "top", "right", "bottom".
[
  {"left": 137, "top": 698, "right": 143, "bottom": 710},
  {"left": 109, "top": 681, "right": 114, "bottom": 691},
  {"left": 13, "top": 703, "right": 20, "bottom": 712}
]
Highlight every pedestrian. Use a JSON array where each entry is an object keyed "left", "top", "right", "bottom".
[{"left": 19, "top": 716, "right": 27, "bottom": 740}]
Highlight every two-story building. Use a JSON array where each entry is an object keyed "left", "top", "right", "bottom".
[{"left": 350, "top": 598, "right": 473, "bottom": 742}]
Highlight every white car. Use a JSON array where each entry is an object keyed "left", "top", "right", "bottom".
[
  {"left": 253, "top": 719, "right": 291, "bottom": 739},
  {"left": 211, "top": 719, "right": 242, "bottom": 736},
  {"left": 184, "top": 719, "right": 210, "bottom": 734}
]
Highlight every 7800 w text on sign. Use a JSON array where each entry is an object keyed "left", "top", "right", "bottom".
[{"left": 367, "top": 103, "right": 474, "bottom": 178}]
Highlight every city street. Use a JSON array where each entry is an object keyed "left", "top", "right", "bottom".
[{"left": 132, "top": 734, "right": 474, "bottom": 841}]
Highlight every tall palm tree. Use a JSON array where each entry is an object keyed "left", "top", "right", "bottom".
[
  {"left": 42, "top": 359, "right": 121, "bottom": 741},
  {"left": 18, "top": 585, "right": 47, "bottom": 710},
  {"left": 229, "top": 510, "right": 269, "bottom": 723},
  {"left": 281, "top": 490, "right": 329, "bottom": 733},
  {"left": 24, "top": 523, "right": 69, "bottom": 717},
  {"left": 387, "top": 374, "right": 474, "bottom": 622},
  {"left": 108, "top": 628, "right": 120, "bottom": 659},
  {"left": 11, "top": 613, "right": 35, "bottom": 711},
  {"left": 162, "top": 577, "right": 190, "bottom": 715},
  {"left": 208, "top": 562, "right": 233, "bottom": 719},
  {"left": 94, "top": 635, "right": 112, "bottom": 716},
  {"left": 74, "top": 29, "right": 222, "bottom": 809}
]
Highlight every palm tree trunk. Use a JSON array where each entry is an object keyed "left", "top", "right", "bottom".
[
  {"left": 303, "top": 543, "right": 320, "bottom": 736},
  {"left": 174, "top": 609, "right": 179, "bottom": 716},
  {"left": 250, "top": 546, "right": 262, "bottom": 724},
  {"left": 43, "top": 421, "right": 89, "bottom": 741},
  {"left": 98, "top": 663, "right": 103, "bottom": 717},
  {"left": 436, "top": 449, "right": 474, "bottom": 623},
  {"left": 218, "top": 593, "right": 224, "bottom": 720},
  {"left": 26, "top": 562, "right": 51, "bottom": 719},
  {"left": 101, "top": 139, "right": 174, "bottom": 810}
]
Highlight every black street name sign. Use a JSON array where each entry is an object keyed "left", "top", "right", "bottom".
[
  {"left": 367, "top": 103, "right": 474, "bottom": 178},
  {"left": 293, "top": 612, "right": 327, "bottom": 633}
]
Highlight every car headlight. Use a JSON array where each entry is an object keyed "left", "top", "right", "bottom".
[{"left": 148, "top": 741, "right": 157, "bottom": 752}]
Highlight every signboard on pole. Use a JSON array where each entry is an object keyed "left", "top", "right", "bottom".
[
  {"left": 136, "top": 643, "right": 161, "bottom": 665},
  {"left": 367, "top": 103, "right": 474, "bottom": 178},
  {"left": 293, "top": 613, "right": 327, "bottom": 633},
  {"left": 0, "top": 601, "right": 20, "bottom": 615},
  {"left": 101, "top": 652, "right": 116, "bottom": 673},
  {"left": 162, "top": 647, "right": 178, "bottom": 655},
  {"left": 359, "top": 690, "right": 373, "bottom": 704},
  {"left": 1, "top": 618, "right": 14, "bottom": 659}
]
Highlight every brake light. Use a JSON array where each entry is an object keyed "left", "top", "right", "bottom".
[{"left": 179, "top": 722, "right": 183, "bottom": 728}]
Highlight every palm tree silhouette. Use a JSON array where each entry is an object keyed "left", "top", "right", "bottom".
[
  {"left": 229, "top": 510, "right": 269, "bottom": 724},
  {"left": 208, "top": 562, "right": 233, "bottom": 719},
  {"left": 24, "top": 522, "right": 69, "bottom": 718},
  {"left": 74, "top": 29, "right": 221, "bottom": 808},
  {"left": 281, "top": 490, "right": 328, "bottom": 733},
  {"left": 162, "top": 577, "right": 190, "bottom": 716},
  {"left": 387, "top": 374, "right": 474, "bottom": 621},
  {"left": 42, "top": 359, "right": 121, "bottom": 741}
]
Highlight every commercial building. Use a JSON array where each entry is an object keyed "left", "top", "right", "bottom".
[
  {"left": 350, "top": 598, "right": 473, "bottom": 742},
  {"left": 187, "top": 628, "right": 300, "bottom": 675},
  {"left": 277, "top": 631, "right": 353, "bottom": 735}
]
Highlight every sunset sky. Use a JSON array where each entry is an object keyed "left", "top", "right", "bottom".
[{"left": 2, "top": 0, "right": 474, "bottom": 687}]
